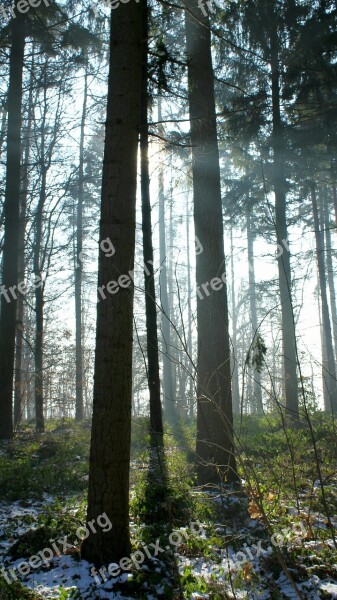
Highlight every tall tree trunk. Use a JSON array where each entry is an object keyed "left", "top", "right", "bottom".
[
  {"left": 14, "top": 83, "right": 33, "bottom": 428},
  {"left": 186, "top": 192, "right": 194, "bottom": 417},
  {"left": 0, "top": 13, "right": 25, "bottom": 440},
  {"left": 34, "top": 166, "right": 46, "bottom": 433},
  {"left": 269, "top": 7, "right": 299, "bottom": 420},
  {"left": 317, "top": 277, "right": 330, "bottom": 410},
  {"left": 311, "top": 184, "right": 337, "bottom": 413},
  {"left": 323, "top": 189, "right": 337, "bottom": 358},
  {"left": 75, "top": 66, "right": 88, "bottom": 421},
  {"left": 330, "top": 157, "right": 337, "bottom": 229},
  {"left": 167, "top": 183, "right": 177, "bottom": 406},
  {"left": 185, "top": 0, "right": 238, "bottom": 484},
  {"left": 246, "top": 208, "right": 263, "bottom": 414},
  {"left": 158, "top": 116, "right": 175, "bottom": 424},
  {"left": 0, "top": 101, "right": 7, "bottom": 159},
  {"left": 230, "top": 228, "right": 240, "bottom": 414},
  {"left": 81, "top": 2, "right": 142, "bottom": 565},
  {"left": 140, "top": 1, "right": 163, "bottom": 436}
]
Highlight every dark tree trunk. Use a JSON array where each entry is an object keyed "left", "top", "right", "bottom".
[
  {"left": 81, "top": 1, "right": 142, "bottom": 565},
  {"left": 0, "top": 13, "right": 25, "bottom": 440},
  {"left": 246, "top": 208, "right": 263, "bottom": 414},
  {"left": 185, "top": 0, "right": 238, "bottom": 485},
  {"left": 140, "top": 1, "right": 163, "bottom": 436},
  {"left": 311, "top": 184, "right": 337, "bottom": 413},
  {"left": 269, "top": 8, "right": 299, "bottom": 420},
  {"left": 75, "top": 66, "right": 88, "bottom": 421}
]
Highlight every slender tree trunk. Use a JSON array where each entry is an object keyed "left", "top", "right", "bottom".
[
  {"left": 330, "top": 156, "right": 337, "bottom": 229},
  {"left": 0, "top": 13, "right": 25, "bottom": 440},
  {"left": 14, "top": 86, "right": 33, "bottom": 428},
  {"left": 167, "top": 183, "right": 177, "bottom": 404},
  {"left": 317, "top": 277, "right": 330, "bottom": 410},
  {"left": 311, "top": 184, "right": 337, "bottom": 413},
  {"left": 269, "top": 9, "right": 299, "bottom": 420},
  {"left": 323, "top": 190, "right": 337, "bottom": 358},
  {"left": 34, "top": 166, "right": 46, "bottom": 433},
  {"left": 81, "top": 2, "right": 142, "bottom": 565},
  {"left": 75, "top": 66, "right": 88, "bottom": 421},
  {"left": 0, "top": 102, "right": 7, "bottom": 159},
  {"left": 140, "top": 1, "right": 163, "bottom": 436},
  {"left": 186, "top": 192, "right": 194, "bottom": 417},
  {"left": 185, "top": 0, "right": 238, "bottom": 484},
  {"left": 230, "top": 228, "right": 240, "bottom": 414},
  {"left": 246, "top": 208, "right": 263, "bottom": 414},
  {"left": 158, "top": 100, "right": 175, "bottom": 424}
]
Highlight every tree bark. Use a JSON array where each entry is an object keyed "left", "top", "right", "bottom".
[
  {"left": 0, "top": 13, "right": 25, "bottom": 440},
  {"left": 185, "top": 0, "right": 238, "bottom": 484},
  {"left": 81, "top": 1, "right": 142, "bottom": 565}
]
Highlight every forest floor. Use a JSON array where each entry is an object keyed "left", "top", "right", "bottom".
[{"left": 0, "top": 414, "right": 336, "bottom": 599}]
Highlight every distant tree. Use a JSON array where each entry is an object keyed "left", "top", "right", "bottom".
[{"left": 310, "top": 183, "right": 337, "bottom": 412}]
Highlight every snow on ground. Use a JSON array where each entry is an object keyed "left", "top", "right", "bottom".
[{"left": 1, "top": 493, "right": 337, "bottom": 598}]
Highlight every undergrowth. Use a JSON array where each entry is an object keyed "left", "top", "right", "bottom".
[{"left": 0, "top": 413, "right": 336, "bottom": 598}]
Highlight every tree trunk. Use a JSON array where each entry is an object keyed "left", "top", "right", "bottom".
[
  {"left": 323, "top": 189, "right": 337, "bottom": 358},
  {"left": 230, "top": 228, "right": 240, "bottom": 414},
  {"left": 34, "top": 166, "right": 46, "bottom": 433},
  {"left": 186, "top": 192, "right": 194, "bottom": 417},
  {"left": 158, "top": 100, "right": 175, "bottom": 424},
  {"left": 167, "top": 184, "right": 177, "bottom": 407},
  {"left": 81, "top": 2, "right": 142, "bottom": 565},
  {"left": 140, "top": 2, "right": 163, "bottom": 436},
  {"left": 75, "top": 66, "right": 88, "bottom": 421},
  {"left": 0, "top": 102, "right": 7, "bottom": 159},
  {"left": 311, "top": 184, "right": 337, "bottom": 412},
  {"left": 246, "top": 208, "right": 263, "bottom": 414},
  {"left": 0, "top": 13, "right": 25, "bottom": 440},
  {"left": 14, "top": 85, "right": 33, "bottom": 428},
  {"left": 185, "top": 0, "right": 238, "bottom": 484},
  {"left": 317, "top": 276, "right": 330, "bottom": 410},
  {"left": 269, "top": 8, "right": 299, "bottom": 420}
]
